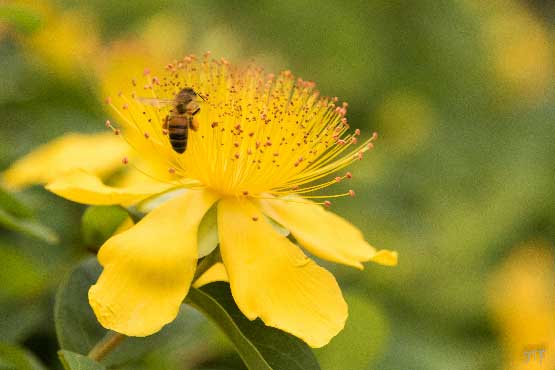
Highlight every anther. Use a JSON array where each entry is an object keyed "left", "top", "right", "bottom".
[
  {"left": 242, "top": 191, "right": 249, "bottom": 196},
  {"left": 349, "top": 190, "right": 355, "bottom": 197},
  {"left": 367, "top": 142, "right": 374, "bottom": 150},
  {"left": 234, "top": 142, "right": 240, "bottom": 148},
  {"left": 372, "top": 132, "right": 378, "bottom": 140},
  {"left": 168, "top": 167, "right": 176, "bottom": 174},
  {"left": 211, "top": 122, "right": 219, "bottom": 128},
  {"left": 234, "top": 153, "right": 240, "bottom": 159},
  {"left": 346, "top": 172, "right": 353, "bottom": 179},
  {"left": 324, "top": 200, "right": 332, "bottom": 207},
  {"left": 252, "top": 216, "right": 259, "bottom": 222},
  {"left": 105, "top": 120, "right": 111, "bottom": 128},
  {"left": 144, "top": 132, "right": 150, "bottom": 139},
  {"left": 105, "top": 97, "right": 112, "bottom": 104},
  {"left": 162, "top": 129, "right": 168, "bottom": 135},
  {"left": 351, "top": 137, "right": 357, "bottom": 144},
  {"left": 335, "top": 176, "right": 342, "bottom": 182},
  {"left": 122, "top": 104, "right": 128, "bottom": 110},
  {"left": 355, "top": 128, "right": 361, "bottom": 136},
  {"left": 114, "top": 129, "right": 121, "bottom": 135},
  {"left": 121, "top": 157, "right": 128, "bottom": 165}
]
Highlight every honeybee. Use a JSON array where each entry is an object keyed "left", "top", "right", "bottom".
[{"left": 137, "top": 87, "right": 205, "bottom": 153}]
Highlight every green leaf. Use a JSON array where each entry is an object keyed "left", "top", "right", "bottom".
[
  {"left": 81, "top": 206, "right": 129, "bottom": 249},
  {"left": 0, "top": 207, "right": 59, "bottom": 244},
  {"left": 187, "top": 282, "right": 321, "bottom": 370},
  {"left": 0, "top": 187, "right": 33, "bottom": 219},
  {"left": 55, "top": 257, "right": 204, "bottom": 367},
  {"left": 58, "top": 350, "right": 105, "bottom": 370},
  {"left": 0, "top": 5, "right": 42, "bottom": 35},
  {"left": 0, "top": 342, "right": 46, "bottom": 370},
  {"left": 0, "top": 186, "right": 58, "bottom": 243},
  {"left": 197, "top": 204, "right": 219, "bottom": 257}
]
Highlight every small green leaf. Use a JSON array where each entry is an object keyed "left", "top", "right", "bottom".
[
  {"left": 0, "top": 5, "right": 42, "bottom": 35},
  {"left": 0, "top": 187, "right": 33, "bottom": 219},
  {"left": 58, "top": 350, "right": 105, "bottom": 370},
  {"left": 198, "top": 204, "right": 219, "bottom": 257},
  {"left": 55, "top": 257, "right": 204, "bottom": 367},
  {"left": 0, "top": 342, "right": 46, "bottom": 370},
  {"left": 0, "top": 207, "right": 59, "bottom": 244},
  {"left": 187, "top": 282, "right": 321, "bottom": 370},
  {"left": 81, "top": 206, "right": 129, "bottom": 249},
  {"left": 0, "top": 187, "right": 59, "bottom": 243}
]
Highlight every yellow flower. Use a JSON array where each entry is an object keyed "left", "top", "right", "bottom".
[
  {"left": 488, "top": 240, "right": 555, "bottom": 370},
  {"left": 45, "top": 54, "right": 398, "bottom": 348},
  {"left": 1, "top": 133, "right": 128, "bottom": 191}
]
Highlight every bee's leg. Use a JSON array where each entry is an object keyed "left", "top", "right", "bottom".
[
  {"left": 162, "top": 116, "right": 169, "bottom": 131},
  {"left": 191, "top": 116, "right": 200, "bottom": 131}
]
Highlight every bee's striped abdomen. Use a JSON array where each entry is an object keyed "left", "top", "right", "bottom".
[{"left": 167, "top": 115, "right": 191, "bottom": 154}]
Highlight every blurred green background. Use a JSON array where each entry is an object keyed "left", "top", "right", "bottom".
[{"left": 0, "top": 1, "right": 553, "bottom": 369}]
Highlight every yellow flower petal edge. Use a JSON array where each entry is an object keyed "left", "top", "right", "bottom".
[
  {"left": 259, "top": 197, "right": 398, "bottom": 269},
  {"left": 218, "top": 198, "right": 348, "bottom": 348},
  {"left": 192, "top": 262, "right": 229, "bottom": 288},
  {"left": 89, "top": 189, "right": 219, "bottom": 336},
  {"left": 45, "top": 169, "right": 170, "bottom": 205},
  {"left": 1, "top": 133, "right": 128, "bottom": 190}
]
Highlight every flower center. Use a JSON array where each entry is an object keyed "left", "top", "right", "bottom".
[{"left": 105, "top": 53, "right": 376, "bottom": 203}]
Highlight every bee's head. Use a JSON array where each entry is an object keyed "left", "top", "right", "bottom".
[{"left": 175, "top": 87, "right": 196, "bottom": 114}]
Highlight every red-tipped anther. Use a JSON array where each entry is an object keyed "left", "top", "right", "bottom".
[
  {"left": 242, "top": 191, "right": 249, "bottom": 196},
  {"left": 168, "top": 167, "right": 176, "bottom": 174},
  {"left": 335, "top": 176, "right": 342, "bottom": 183},
  {"left": 144, "top": 132, "right": 150, "bottom": 139},
  {"left": 342, "top": 102, "right": 349, "bottom": 108},
  {"left": 114, "top": 129, "right": 121, "bottom": 135},
  {"left": 234, "top": 142, "right": 240, "bottom": 148},
  {"left": 341, "top": 117, "right": 348, "bottom": 125},
  {"left": 248, "top": 131, "right": 255, "bottom": 137},
  {"left": 355, "top": 128, "right": 361, "bottom": 136},
  {"left": 121, "top": 157, "right": 128, "bottom": 165},
  {"left": 234, "top": 153, "right": 240, "bottom": 159},
  {"left": 346, "top": 172, "right": 353, "bottom": 179},
  {"left": 332, "top": 96, "right": 338, "bottom": 102},
  {"left": 351, "top": 137, "right": 358, "bottom": 144},
  {"left": 337, "top": 139, "right": 346, "bottom": 145},
  {"left": 265, "top": 140, "right": 272, "bottom": 147},
  {"left": 252, "top": 216, "right": 259, "bottom": 222},
  {"left": 349, "top": 190, "right": 355, "bottom": 197},
  {"left": 211, "top": 122, "right": 219, "bottom": 128},
  {"left": 357, "top": 151, "right": 363, "bottom": 160},
  {"left": 143, "top": 68, "right": 151, "bottom": 76},
  {"left": 105, "top": 120, "right": 111, "bottom": 128},
  {"left": 324, "top": 200, "right": 332, "bottom": 208},
  {"left": 105, "top": 97, "right": 112, "bottom": 104},
  {"left": 372, "top": 132, "right": 378, "bottom": 140},
  {"left": 367, "top": 142, "right": 374, "bottom": 150}
]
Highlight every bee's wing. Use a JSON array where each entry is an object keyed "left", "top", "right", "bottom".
[{"left": 135, "top": 97, "right": 176, "bottom": 107}]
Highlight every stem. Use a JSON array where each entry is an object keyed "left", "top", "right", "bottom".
[{"left": 88, "top": 331, "right": 126, "bottom": 362}]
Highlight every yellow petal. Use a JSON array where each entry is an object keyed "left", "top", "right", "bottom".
[
  {"left": 45, "top": 170, "right": 169, "bottom": 205},
  {"left": 192, "top": 262, "right": 229, "bottom": 288},
  {"left": 218, "top": 198, "right": 348, "bottom": 348},
  {"left": 89, "top": 189, "right": 219, "bottom": 336},
  {"left": 259, "top": 197, "right": 398, "bottom": 269},
  {"left": 1, "top": 133, "right": 128, "bottom": 190}
]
